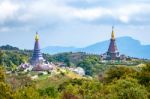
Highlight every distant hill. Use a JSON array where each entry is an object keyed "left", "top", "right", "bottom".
[
  {"left": 0, "top": 45, "right": 19, "bottom": 50},
  {"left": 42, "top": 37, "right": 150, "bottom": 59}
]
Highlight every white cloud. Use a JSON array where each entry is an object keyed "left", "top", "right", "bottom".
[
  {"left": 72, "top": 7, "right": 111, "bottom": 21},
  {"left": 114, "top": 4, "right": 149, "bottom": 23},
  {"left": 0, "top": 1, "right": 20, "bottom": 22},
  {"left": 1, "top": 0, "right": 150, "bottom": 26}
]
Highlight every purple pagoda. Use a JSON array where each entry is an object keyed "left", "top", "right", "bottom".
[
  {"left": 30, "top": 33, "right": 55, "bottom": 71},
  {"left": 30, "top": 32, "right": 44, "bottom": 66}
]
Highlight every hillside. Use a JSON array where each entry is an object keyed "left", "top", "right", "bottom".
[{"left": 0, "top": 45, "right": 150, "bottom": 99}]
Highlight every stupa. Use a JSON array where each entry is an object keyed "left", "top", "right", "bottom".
[
  {"left": 30, "top": 33, "right": 54, "bottom": 71},
  {"left": 101, "top": 27, "right": 126, "bottom": 62}
]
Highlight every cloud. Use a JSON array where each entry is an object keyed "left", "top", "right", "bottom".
[
  {"left": 0, "top": 0, "right": 150, "bottom": 30},
  {"left": 0, "top": 0, "right": 150, "bottom": 48},
  {"left": 72, "top": 7, "right": 111, "bottom": 21},
  {"left": 114, "top": 4, "right": 150, "bottom": 23},
  {"left": 0, "top": 0, "right": 150, "bottom": 25},
  {"left": 0, "top": 1, "right": 20, "bottom": 23}
]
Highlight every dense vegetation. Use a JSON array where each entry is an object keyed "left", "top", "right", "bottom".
[
  {"left": 0, "top": 45, "right": 107, "bottom": 76},
  {"left": 0, "top": 48, "right": 31, "bottom": 71},
  {"left": 0, "top": 63, "right": 150, "bottom": 99},
  {"left": 0, "top": 45, "right": 149, "bottom": 76},
  {"left": 0, "top": 45, "right": 150, "bottom": 98}
]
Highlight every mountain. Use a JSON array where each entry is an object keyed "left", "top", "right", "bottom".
[{"left": 42, "top": 37, "right": 150, "bottom": 59}]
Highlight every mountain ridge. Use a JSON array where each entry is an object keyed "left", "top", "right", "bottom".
[{"left": 42, "top": 36, "right": 150, "bottom": 59}]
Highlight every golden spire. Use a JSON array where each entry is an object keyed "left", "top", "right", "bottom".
[
  {"left": 111, "top": 26, "right": 115, "bottom": 40},
  {"left": 35, "top": 32, "right": 39, "bottom": 41}
]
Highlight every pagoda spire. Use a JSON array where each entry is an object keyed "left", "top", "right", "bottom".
[
  {"left": 111, "top": 26, "right": 115, "bottom": 40},
  {"left": 35, "top": 32, "right": 39, "bottom": 41}
]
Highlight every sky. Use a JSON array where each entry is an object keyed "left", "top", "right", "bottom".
[{"left": 0, "top": 0, "right": 150, "bottom": 49}]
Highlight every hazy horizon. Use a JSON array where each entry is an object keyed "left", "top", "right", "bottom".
[{"left": 0, "top": 36, "right": 149, "bottom": 51}]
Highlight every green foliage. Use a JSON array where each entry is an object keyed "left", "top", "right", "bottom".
[
  {"left": 142, "top": 63, "right": 150, "bottom": 72},
  {"left": 0, "top": 50, "right": 4, "bottom": 65},
  {"left": 43, "top": 53, "right": 54, "bottom": 62},
  {"left": 77, "top": 60, "right": 93, "bottom": 75},
  {"left": 0, "top": 46, "right": 150, "bottom": 98},
  {"left": 105, "top": 66, "right": 137, "bottom": 83},
  {"left": 0, "top": 82, "right": 14, "bottom": 99},
  {"left": 0, "top": 66, "right": 5, "bottom": 82},
  {"left": 0, "top": 67, "right": 14, "bottom": 99},
  {"left": 59, "top": 79, "right": 103, "bottom": 99},
  {"left": 105, "top": 78, "right": 149, "bottom": 99},
  {"left": 0, "top": 45, "right": 32, "bottom": 70},
  {"left": 0, "top": 50, "right": 30, "bottom": 70},
  {"left": 14, "top": 86, "right": 41, "bottom": 99},
  {"left": 53, "top": 52, "right": 70, "bottom": 63},
  {"left": 38, "top": 86, "right": 58, "bottom": 98},
  {"left": 77, "top": 55, "right": 101, "bottom": 75},
  {"left": 137, "top": 63, "right": 150, "bottom": 86}
]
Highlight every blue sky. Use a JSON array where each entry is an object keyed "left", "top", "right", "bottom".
[{"left": 0, "top": 0, "right": 150, "bottom": 49}]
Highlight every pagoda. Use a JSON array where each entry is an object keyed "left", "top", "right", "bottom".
[
  {"left": 100, "top": 26, "right": 127, "bottom": 62},
  {"left": 19, "top": 33, "right": 55, "bottom": 71},
  {"left": 30, "top": 33, "right": 45, "bottom": 66},
  {"left": 30, "top": 33, "right": 54, "bottom": 71},
  {"left": 106, "top": 26, "right": 120, "bottom": 60}
]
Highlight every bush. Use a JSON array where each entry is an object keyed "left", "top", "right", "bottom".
[
  {"left": 137, "top": 63, "right": 150, "bottom": 95},
  {"left": 38, "top": 86, "right": 58, "bottom": 98},
  {"left": 14, "top": 86, "right": 41, "bottom": 99},
  {"left": 59, "top": 79, "right": 103, "bottom": 99},
  {"left": 104, "top": 66, "right": 137, "bottom": 83},
  {"left": 105, "top": 78, "right": 149, "bottom": 99},
  {"left": 0, "top": 66, "right": 5, "bottom": 82},
  {"left": 0, "top": 82, "right": 14, "bottom": 99}
]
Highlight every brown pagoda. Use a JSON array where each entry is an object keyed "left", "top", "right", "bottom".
[{"left": 106, "top": 27, "right": 120, "bottom": 60}]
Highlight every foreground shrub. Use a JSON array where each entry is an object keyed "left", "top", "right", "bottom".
[
  {"left": 105, "top": 78, "right": 149, "bottom": 99},
  {"left": 104, "top": 66, "right": 137, "bottom": 83}
]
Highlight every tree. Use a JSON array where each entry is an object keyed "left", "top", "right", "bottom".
[
  {"left": 38, "top": 86, "right": 58, "bottom": 98},
  {"left": 59, "top": 79, "right": 103, "bottom": 99},
  {"left": 105, "top": 78, "right": 149, "bottom": 99},
  {"left": 0, "top": 50, "right": 4, "bottom": 65},
  {"left": 0, "top": 82, "right": 14, "bottom": 99},
  {"left": 14, "top": 86, "right": 41, "bottom": 99},
  {"left": 77, "top": 55, "right": 102, "bottom": 76},
  {"left": 137, "top": 63, "right": 150, "bottom": 97},
  {"left": 77, "top": 60, "right": 92, "bottom": 75},
  {"left": 64, "top": 59, "right": 71, "bottom": 67},
  {"left": 0, "top": 67, "right": 14, "bottom": 99},
  {"left": 105, "top": 66, "right": 137, "bottom": 83},
  {"left": 0, "top": 66, "right": 5, "bottom": 82}
]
